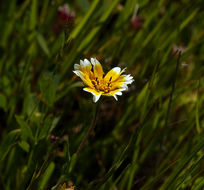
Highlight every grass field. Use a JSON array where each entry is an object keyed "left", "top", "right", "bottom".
[{"left": 0, "top": 0, "right": 203, "bottom": 189}]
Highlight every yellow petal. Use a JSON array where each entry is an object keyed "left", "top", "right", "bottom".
[
  {"left": 73, "top": 71, "right": 94, "bottom": 88},
  {"left": 107, "top": 88, "right": 122, "bottom": 96},
  {"left": 104, "top": 67, "right": 121, "bottom": 82},
  {"left": 79, "top": 59, "right": 95, "bottom": 80},
  {"left": 83, "top": 87, "right": 101, "bottom": 95},
  {"left": 111, "top": 81, "right": 125, "bottom": 90},
  {"left": 83, "top": 87, "right": 102, "bottom": 102},
  {"left": 91, "top": 58, "right": 104, "bottom": 79},
  {"left": 80, "top": 59, "right": 92, "bottom": 74},
  {"left": 103, "top": 88, "right": 123, "bottom": 101}
]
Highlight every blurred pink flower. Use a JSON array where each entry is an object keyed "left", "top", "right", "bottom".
[
  {"left": 130, "top": 4, "right": 144, "bottom": 31},
  {"left": 58, "top": 4, "right": 75, "bottom": 23},
  {"left": 131, "top": 15, "right": 144, "bottom": 31}
]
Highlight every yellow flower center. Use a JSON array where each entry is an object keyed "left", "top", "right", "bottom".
[{"left": 91, "top": 77, "right": 113, "bottom": 93}]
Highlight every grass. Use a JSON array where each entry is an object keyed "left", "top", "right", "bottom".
[{"left": 0, "top": 0, "right": 203, "bottom": 189}]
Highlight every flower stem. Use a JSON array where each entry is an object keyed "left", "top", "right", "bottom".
[{"left": 76, "top": 103, "right": 100, "bottom": 155}]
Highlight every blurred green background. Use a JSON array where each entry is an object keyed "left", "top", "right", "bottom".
[{"left": 0, "top": 0, "right": 203, "bottom": 189}]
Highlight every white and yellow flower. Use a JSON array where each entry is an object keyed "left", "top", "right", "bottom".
[{"left": 73, "top": 58, "right": 134, "bottom": 103}]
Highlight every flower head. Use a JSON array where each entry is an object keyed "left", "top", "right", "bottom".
[
  {"left": 58, "top": 4, "right": 75, "bottom": 23},
  {"left": 131, "top": 15, "right": 144, "bottom": 31},
  {"left": 73, "top": 58, "right": 134, "bottom": 103}
]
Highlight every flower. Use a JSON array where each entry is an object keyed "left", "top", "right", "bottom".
[
  {"left": 131, "top": 15, "right": 144, "bottom": 31},
  {"left": 58, "top": 4, "right": 75, "bottom": 23},
  {"left": 73, "top": 58, "right": 134, "bottom": 103},
  {"left": 130, "top": 4, "right": 144, "bottom": 31},
  {"left": 52, "top": 4, "right": 75, "bottom": 35}
]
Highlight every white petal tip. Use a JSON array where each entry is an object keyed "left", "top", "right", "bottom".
[
  {"left": 115, "top": 91, "right": 122, "bottom": 96},
  {"left": 113, "top": 67, "right": 121, "bottom": 74},
  {"left": 93, "top": 94, "right": 101, "bottom": 103},
  {"left": 73, "top": 70, "right": 78, "bottom": 75},
  {"left": 121, "top": 68, "right": 127, "bottom": 73},
  {"left": 84, "top": 59, "right": 90, "bottom": 63},
  {"left": 83, "top": 88, "right": 101, "bottom": 102},
  {"left": 74, "top": 64, "right": 80, "bottom": 70},
  {"left": 113, "top": 95, "right": 118, "bottom": 101},
  {"left": 91, "top": 57, "right": 100, "bottom": 66}
]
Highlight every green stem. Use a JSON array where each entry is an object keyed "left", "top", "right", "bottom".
[{"left": 76, "top": 103, "right": 100, "bottom": 155}]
